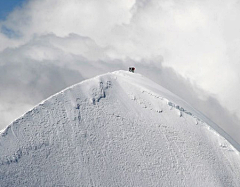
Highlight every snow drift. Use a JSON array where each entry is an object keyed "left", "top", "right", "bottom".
[{"left": 0, "top": 71, "right": 240, "bottom": 186}]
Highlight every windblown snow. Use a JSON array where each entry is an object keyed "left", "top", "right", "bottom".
[{"left": 0, "top": 71, "right": 240, "bottom": 186}]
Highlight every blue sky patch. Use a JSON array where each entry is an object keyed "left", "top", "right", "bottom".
[
  {"left": 1, "top": 25, "right": 21, "bottom": 38},
  {"left": 0, "top": 0, "right": 26, "bottom": 20}
]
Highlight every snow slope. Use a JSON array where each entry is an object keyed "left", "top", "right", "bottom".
[{"left": 0, "top": 70, "right": 240, "bottom": 186}]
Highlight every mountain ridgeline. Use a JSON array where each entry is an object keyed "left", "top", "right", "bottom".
[{"left": 0, "top": 71, "right": 240, "bottom": 186}]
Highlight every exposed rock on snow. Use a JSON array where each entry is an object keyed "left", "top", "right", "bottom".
[{"left": 0, "top": 71, "right": 240, "bottom": 186}]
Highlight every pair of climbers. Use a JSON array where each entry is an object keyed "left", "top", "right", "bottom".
[{"left": 129, "top": 67, "right": 135, "bottom": 73}]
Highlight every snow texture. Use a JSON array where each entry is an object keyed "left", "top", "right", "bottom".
[{"left": 0, "top": 70, "right": 240, "bottom": 186}]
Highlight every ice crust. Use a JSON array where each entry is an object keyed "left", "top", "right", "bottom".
[{"left": 0, "top": 70, "right": 240, "bottom": 186}]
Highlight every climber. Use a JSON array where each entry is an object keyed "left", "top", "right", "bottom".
[{"left": 129, "top": 67, "right": 135, "bottom": 73}]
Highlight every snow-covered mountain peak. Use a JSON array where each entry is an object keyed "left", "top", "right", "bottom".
[{"left": 1, "top": 70, "right": 240, "bottom": 186}]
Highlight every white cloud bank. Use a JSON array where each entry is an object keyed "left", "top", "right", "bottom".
[{"left": 0, "top": 0, "right": 240, "bottom": 142}]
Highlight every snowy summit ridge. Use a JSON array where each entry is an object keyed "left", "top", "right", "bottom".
[{"left": 0, "top": 70, "right": 240, "bottom": 186}]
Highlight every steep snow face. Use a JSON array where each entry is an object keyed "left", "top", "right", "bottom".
[{"left": 0, "top": 71, "right": 240, "bottom": 186}]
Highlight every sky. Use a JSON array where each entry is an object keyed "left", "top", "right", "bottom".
[
  {"left": 0, "top": 0, "right": 26, "bottom": 20},
  {"left": 0, "top": 0, "right": 240, "bottom": 143}
]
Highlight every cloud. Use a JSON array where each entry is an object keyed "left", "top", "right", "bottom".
[{"left": 0, "top": 0, "right": 240, "bottom": 143}]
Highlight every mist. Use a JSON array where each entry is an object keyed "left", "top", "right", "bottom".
[{"left": 0, "top": 0, "right": 240, "bottom": 143}]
